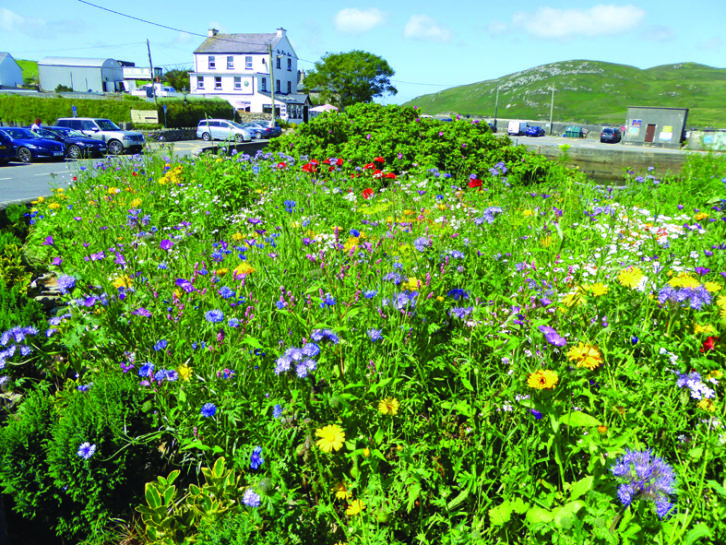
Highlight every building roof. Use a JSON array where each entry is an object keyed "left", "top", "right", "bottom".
[
  {"left": 38, "top": 57, "right": 119, "bottom": 68},
  {"left": 0, "top": 52, "right": 9, "bottom": 62},
  {"left": 194, "top": 33, "right": 284, "bottom": 55},
  {"left": 258, "top": 91, "right": 310, "bottom": 105}
]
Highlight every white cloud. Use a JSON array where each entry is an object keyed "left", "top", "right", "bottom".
[
  {"left": 404, "top": 14, "right": 451, "bottom": 42},
  {"left": 0, "top": 7, "right": 46, "bottom": 35},
  {"left": 512, "top": 5, "right": 646, "bottom": 39},
  {"left": 334, "top": 8, "right": 385, "bottom": 35}
]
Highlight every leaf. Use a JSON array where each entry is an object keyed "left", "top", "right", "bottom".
[
  {"left": 406, "top": 482, "right": 422, "bottom": 512},
  {"left": 706, "top": 480, "right": 726, "bottom": 497},
  {"left": 489, "top": 502, "right": 512, "bottom": 526},
  {"left": 569, "top": 476, "right": 594, "bottom": 500},
  {"left": 526, "top": 507, "right": 554, "bottom": 524},
  {"left": 145, "top": 483, "right": 162, "bottom": 510},
  {"left": 559, "top": 412, "right": 601, "bottom": 427},
  {"left": 553, "top": 501, "right": 584, "bottom": 529},
  {"left": 511, "top": 497, "right": 530, "bottom": 514},
  {"left": 446, "top": 488, "right": 469, "bottom": 511},
  {"left": 374, "top": 427, "right": 385, "bottom": 445},
  {"left": 242, "top": 336, "right": 263, "bottom": 349},
  {"left": 684, "top": 523, "right": 713, "bottom": 545}
]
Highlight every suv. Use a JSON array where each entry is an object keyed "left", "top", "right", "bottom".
[
  {"left": 54, "top": 117, "right": 145, "bottom": 155},
  {"left": 600, "top": 127, "right": 622, "bottom": 144},
  {"left": 196, "top": 120, "right": 251, "bottom": 142}
]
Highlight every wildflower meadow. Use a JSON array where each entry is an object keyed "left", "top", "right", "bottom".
[{"left": 1, "top": 104, "right": 725, "bottom": 545}]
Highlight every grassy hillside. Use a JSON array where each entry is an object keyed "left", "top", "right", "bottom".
[
  {"left": 404, "top": 60, "right": 726, "bottom": 128},
  {"left": 16, "top": 59, "right": 38, "bottom": 85}
]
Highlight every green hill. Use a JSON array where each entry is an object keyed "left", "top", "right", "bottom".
[
  {"left": 16, "top": 59, "right": 39, "bottom": 85},
  {"left": 403, "top": 60, "right": 726, "bottom": 128}
]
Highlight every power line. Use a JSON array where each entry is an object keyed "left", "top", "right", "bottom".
[{"left": 13, "top": 41, "right": 147, "bottom": 54}]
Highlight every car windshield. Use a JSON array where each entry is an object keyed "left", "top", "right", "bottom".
[
  {"left": 2, "top": 128, "right": 36, "bottom": 139},
  {"left": 95, "top": 119, "right": 121, "bottom": 130},
  {"left": 61, "top": 129, "right": 85, "bottom": 137},
  {"left": 603, "top": 129, "right": 614, "bottom": 134},
  {"left": 230, "top": 122, "right": 247, "bottom": 129},
  {"left": 34, "top": 129, "right": 59, "bottom": 139}
]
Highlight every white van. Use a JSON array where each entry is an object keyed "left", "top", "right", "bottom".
[{"left": 507, "top": 121, "right": 529, "bottom": 136}]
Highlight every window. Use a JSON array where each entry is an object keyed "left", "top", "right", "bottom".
[
  {"left": 275, "top": 79, "right": 280, "bottom": 92},
  {"left": 227, "top": 56, "right": 234, "bottom": 70},
  {"left": 208, "top": 56, "right": 216, "bottom": 69},
  {"left": 286, "top": 81, "right": 291, "bottom": 94},
  {"left": 261, "top": 77, "right": 267, "bottom": 91},
  {"left": 214, "top": 76, "right": 222, "bottom": 90},
  {"left": 245, "top": 56, "right": 252, "bottom": 70},
  {"left": 276, "top": 57, "right": 281, "bottom": 70},
  {"left": 197, "top": 76, "right": 204, "bottom": 89},
  {"left": 287, "top": 58, "right": 292, "bottom": 71},
  {"left": 234, "top": 76, "right": 241, "bottom": 90}
]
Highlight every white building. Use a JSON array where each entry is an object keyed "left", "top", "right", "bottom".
[
  {"left": 0, "top": 52, "right": 23, "bottom": 88},
  {"left": 189, "top": 28, "right": 310, "bottom": 123},
  {"left": 38, "top": 57, "right": 124, "bottom": 93}
]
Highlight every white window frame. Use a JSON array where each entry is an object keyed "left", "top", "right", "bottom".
[
  {"left": 261, "top": 77, "right": 267, "bottom": 91},
  {"left": 227, "top": 56, "right": 234, "bottom": 70},
  {"left": 197, "top": 76, "right": 204, "bottom": 89},
  {"left": 234, "top": 76, "right": 241, "bottom": 90},
  {"left": 214, "top": 76, "right": 222, "bottom": 90},
  {"left": 287, "top": 58, "right": 292, "bottom": 71},
  {"left": 245, "top": 56, "right": 253, "bottom": 70},
  {"left": 208, "top": 56, "right": 216, "bottom": 69}
]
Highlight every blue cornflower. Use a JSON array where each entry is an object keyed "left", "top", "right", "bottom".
[
  {"left": 447, "top": 288, "right": 469, "bottom": 300},
  {"left": 311, "top": 329, "right": 339, "bottom": 344},
  {"left": 302, "top": 343, "right": 320, "bottom": 358},
  {"left": 449, "top": 307, "right": 473, "bottom": 320},
  {"left": 275, "top": 300, "right": 286, "bottom": 309},
  {"left": 350, "top": 228, "right": 360, "bottom": 237},
  {"left": 201, "top": 403, "right": 217, "bottom": 418},
  {"left": 138, "top": 362, "right": 155, "bottom": 378},
  {"left": 530, "top": 409, "right": 543, "bottom": 420},
  {"left": 367, "top": 329, "right": 383, "bottom": 342},
  {"left": 677, "top": 372, "right": 715, "bottom": 400},
  {"left": 275, "top": 355, "right": 292, "bottom": 375},
  {"left": 218, "top": 286, "right": 235, "bottom": 299},
  {"left": 414, "top": 237, "right": 429, "bottom": 252},
  {"left": 56, "top": 274, "right": 76, "bottom": 294},
  {"left": 363, "top": 289, "right": 378, "bottom": 299},
  {"left": 449, "top": 250, "right": 465, "bottom": 259},
  {"left": 243, "top": 488, "right": 261, "bottom": 507},
  {"left": 228, "top": 318, "right": 240, "bottom": 327},
  {"left": 205, "top": 309, "right": 224, "bottom": 323},
  {"left": 154, "top": 369, "right": 167, "bottom": 382},
  {"left": 250, "top": 446, "right": 264, "bottom": 470},
  {"left": 538, "top": 325, "right": 567, "bottom": 347},
  {"left": 296, "top": 359, "right": 316, "bottom": 378},
  {"left": 284, "top": 200, "right": 296, "bottom": 213},
  {"left": 320, "top": 294, "right": 336, "bottom": 308},
  {"left": 611, "top": 449, "right": 676, "bottom": 518},
  {"left": 284, "top": 347, "right": 304, "bottom": 362},
  {"left": 153, "top": 339, "right": 168, "bottom": 352},
  {"left": 77, "top": 442, "right": 97, "bottom": 460},
  {"left": 272, "top": 404, "right": 283, "bottom": 419},
  {"left": 383, "top": 272, "right": 403, "bottom": 285}
]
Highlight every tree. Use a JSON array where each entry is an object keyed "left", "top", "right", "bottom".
[
  {"left": 302, "top": 50, "right": 397, "bottom": 109},
  {"left": 163, "top": 69, "right": 192, "bottom": 93}
]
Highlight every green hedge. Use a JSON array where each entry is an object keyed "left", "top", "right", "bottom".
[{"left": 0, "top": 94, "right": 234, "bottom": 129}]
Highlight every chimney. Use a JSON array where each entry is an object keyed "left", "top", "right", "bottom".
[
  {"left": 277, "top": 27, "right": 286, "bottom": 37},
  {"left": 208, "top": 28, "right": 218, "bottom": 37}
]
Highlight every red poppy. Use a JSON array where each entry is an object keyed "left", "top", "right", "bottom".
[
  {"left": 336, "top": 158, "right": 343, "bottom": 167},
  {"left": 468, "top": 178, "right": 483, "bottom": 188},
  {"left": 373, "top": 169, "right": 382, "bottom": 179},
  {"left": 132, "top": 171, "right": 138, "bottom": 176},
  {"left": 374, "top": 156, "right": 385, "bottom": 164},
  {"left": 384, "top": 172, "right": 396, "bottom": 179},
  {"left": 362, "top": 188, "right": 374, "bottom": 199},
  {"left": 364, "top": 162, "right": 375, "bottom": 170},
  {"left": 277, "top": 162, "right": 286, "bottom": 169},
  {"left": 302, "top": 162, "right": 317, "bottom": 173},
  {"left": 701, "top": 336, "right": 720, "bottom": 353},
  {"left": 322, "top": 158, "right": 331, "bottom": 165}
]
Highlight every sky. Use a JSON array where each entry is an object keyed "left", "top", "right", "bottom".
[{"left": 2, "top": 1, "right": 725, "bottom": 104}]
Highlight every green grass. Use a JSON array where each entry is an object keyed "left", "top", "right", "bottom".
[
  {"left": 16, "top": 59, "right": 38, "bottom": 85},
  {"left": 403, "top": 60, "right": 726, "bottom": 128}
]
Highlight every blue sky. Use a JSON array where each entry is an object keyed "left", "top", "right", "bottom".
[{"left": 2, "top": 1, "right": 724, "bottom": 104}]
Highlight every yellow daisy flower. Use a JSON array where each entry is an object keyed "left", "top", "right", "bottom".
[
  {"left": 697, "top": 399, "right": 716, "bottom": 413},
  {"left": 315, "top": 424, "right": 345, "bottom": 453},
  {"left": 177, "top": 364, "right": 192, "bottom": 382},
  {"left": 567, "top": 342, "right": 603, "bottom": 370},
  {"left": 378, "top": 397, "right": 400, "bottom": 416},
  {"left": 694, "top": 324, "right": 717, "bottom": 335},
  {"left": 234, "top": 262, "right": 255, "bottom": 276},
  {"left": 618, "top": 267, "right": 644, "bottom": 289},
  {"left": 333, "top": 482, "right": 351, "bottom": 500},
  {"left": 130, "top": 198, "right": 143, "bottom": 207},
  {"left": 346, "top": 499, "right": 365, "bottom": 516},
  {"left": 112, "top": 275, "right": 133, "bottom": 289},
  {"left": 704, "top": 282, "right": 722, "bottom": 293},
  {"left": 527, "top": 370, "right": 559, "bottom": 390},
  {"left": 588, "top": 282, "right": 609, "bottom": 297}
]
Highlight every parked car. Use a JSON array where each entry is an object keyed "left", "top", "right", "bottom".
[
  {"left": 196, "top": 120, "right": 251, "bottom": 142},
  {"left": 131, "top": 84, "right": 178, "bottom": 98},
  {"left": 54, "top": 117, "right": 144, "bottom": 155},
  {"left": 0, "top": 130, "right": 14, "bottom": 165},
  {"left": 600, "top": 127, "right": 622, "bottom": 144},
  {"left": 525, "top": 125, "right": 546, "bottom": 137},
  {"left": 261, "top": 120, "right": 282, "bottom": 137},
  {"left": 239, "top": 122, "right": 268, "bottom": 140},
  {"left": 507, "top": 120, "right": 529, "bottom": 136},
  {"left": 0, "top": 127, "right": 65, "bottom": 163},
  {"left": 31, "top": 126, "right": 107, "bottom": 159}
]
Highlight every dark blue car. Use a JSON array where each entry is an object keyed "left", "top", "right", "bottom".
[
  {"left": 525, "top": 126, "right": 546, "bottom": 137},
  {"left": 32, "top": 126, "right": 107, "bottom": 159},
  {"left": 0, "top": 127, "right": 65, "bottom": 163},
  {"left": 0, "top": 130, "right": 14, "bottom": 165}
]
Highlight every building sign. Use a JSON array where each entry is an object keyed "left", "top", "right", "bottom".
[
  {"left": 629, "top": 119, "right": 641, "bottom": 136},
  {"left": 659, "top": 125, "right": 673, "bottom": 141},
  {"left": 130, "top": 109, "right": 159, "bottom": 124}
]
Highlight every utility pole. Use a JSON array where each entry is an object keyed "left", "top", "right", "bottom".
[
  {"left": 147, "top": 39, "right": 157, "bottom": 107},
  {"left": 493, "top": 86, "right": 499, "bottom": 131},
  {"left": 548, "top": 86, "right": 555, "bottom": 135},
  {"left": 268, "top": 44, "right": 276, "bottom": 127}
]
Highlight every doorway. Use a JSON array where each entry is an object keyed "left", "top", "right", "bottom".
[{"left": 644, "top": 124, "right": 656, "bottom": 143}]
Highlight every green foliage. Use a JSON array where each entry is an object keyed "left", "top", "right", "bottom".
[
  {"left": 16, "top": 59, "right": 39, "bottom": 86},
  {"left": 156, "top": 98, "right": 234, "bottom": 129},
  {"left": 268, "top": 103, "right": 574, "bottom": 186},
  {"left": 55, "top": 84, "right": 73, "bottom": 93},
  {"left": 163, "top": 69, "right": 192, "bottom": 93},
  {"left": 404, "top": 59, "right": 726, "bottom": 127},
  {"left": 302, "top": 50, "right": 397, "bottom": 109},
  {"left": 0, "top": 371, "right": 158, "bottom": 540}
]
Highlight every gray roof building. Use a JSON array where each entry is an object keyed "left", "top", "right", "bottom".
[
  {"left": 0, "top": 52, "right": 23, "bottom": 88},
  {"left": 194, "top": 33, "right": 285, "bottom": 55},
  {"left": 38, "top": 57, "right": 124, "bottom": 93}
]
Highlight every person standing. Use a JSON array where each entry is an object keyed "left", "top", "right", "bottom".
[{"left": 31, "top": 118, "right": 42, "bottom": 131}]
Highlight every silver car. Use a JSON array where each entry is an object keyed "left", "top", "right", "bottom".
[{"left": 196, "top": 120, "right": 251, "bottom": 142}]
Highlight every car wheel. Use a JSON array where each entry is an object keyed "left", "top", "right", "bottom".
[
  {"left": 108, "top": 140, "right": 124, "bottom": 155},
  {"left": 202, "top": 132, "right": 211, "bottom": 142},
  {"left": 235, "top": 134, "right": 244, "bottom": 143},
  {"left": 68, "top": 145, "right": 82, "bottom": 159},
  {"left": 17, "top": 147, "right": 32, "bottom": 163}
]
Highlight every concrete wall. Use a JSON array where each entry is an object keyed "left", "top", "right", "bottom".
[
  {"left": 685, "top": 130, "right": 726, "bottom": 151},
  {"left": 0, "top": 56, "right": 23, "bottom": 88},
  {"left": 623, "top": 107, "right": 688, "bottom": 148},
  {"left": 39, "top": 65, "right": 104, "bottom": 92}
]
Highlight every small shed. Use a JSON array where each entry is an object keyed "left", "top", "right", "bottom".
[
  {"left": 622, "top": 106, "right": 688, "bottom": 148},
  {"left": 38, "top": 57, "right": 124, "bottom": 93},
  {"left": 0, "top": 52, "right": 23, "bottom": 88}
]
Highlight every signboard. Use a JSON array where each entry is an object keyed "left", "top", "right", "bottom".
[
  {"left": 72, "top": 105, "right": 77, "bottom": 117},
  {"left": 629, "top": 119, "right": 641, "bottom": 136},
  {"left": 130, "top": 109, "right": 159, "bottom": 124},
  {"left": 659, "top": 125, "right": 673, "bottom": 141}
]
